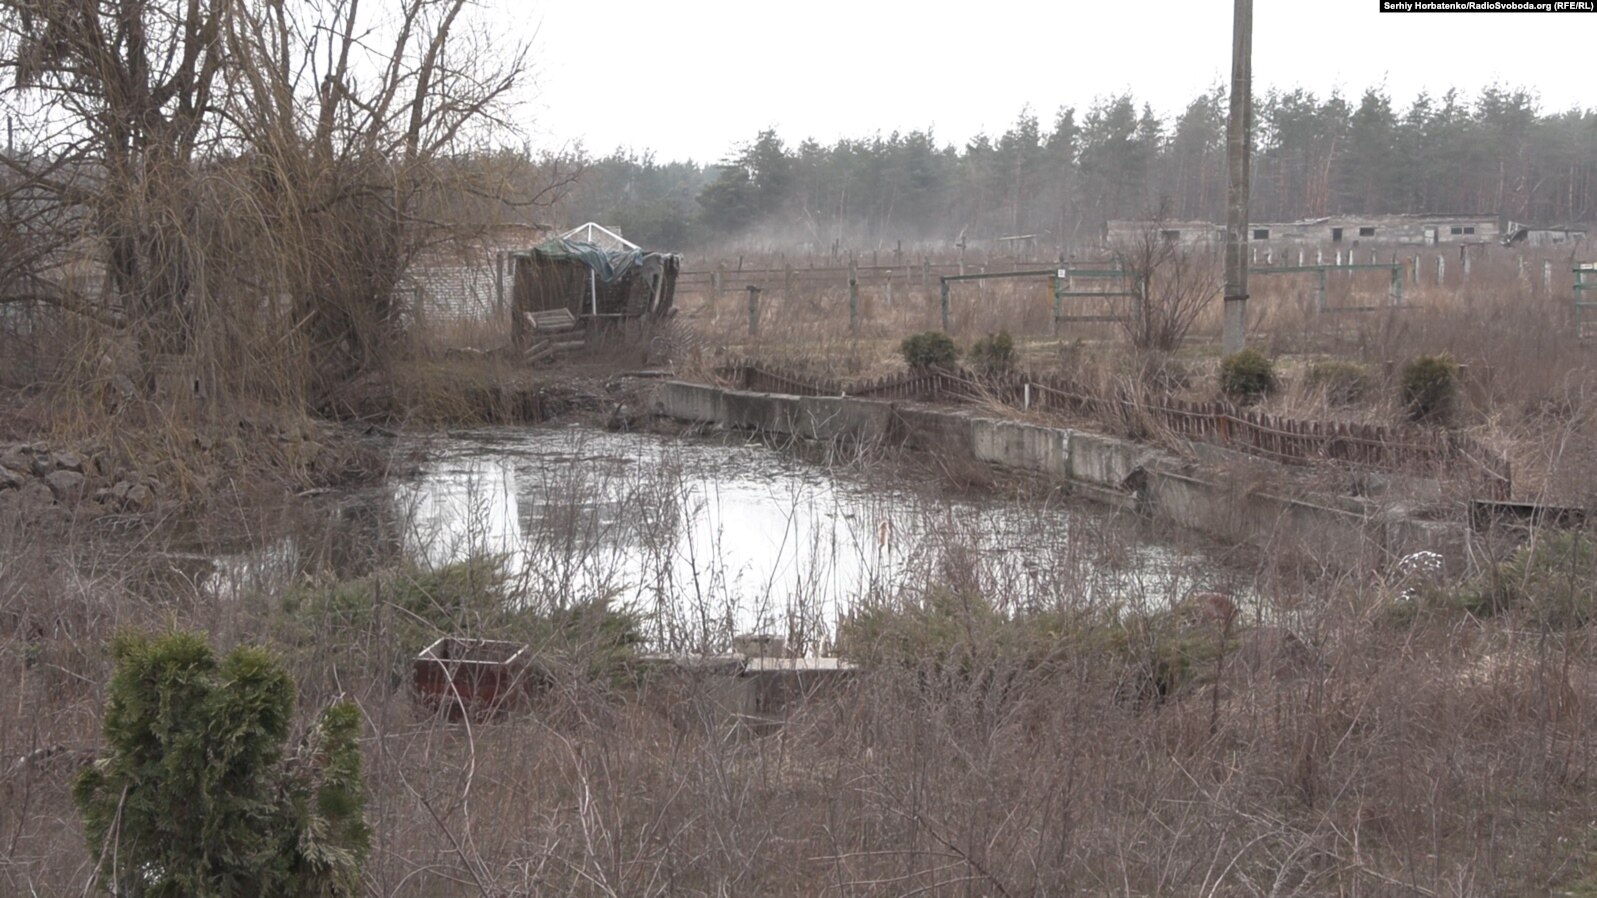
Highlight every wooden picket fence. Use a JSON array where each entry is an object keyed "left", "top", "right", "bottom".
[{"left": 720, "top": 361, "right": 1513, "bottom": 499}]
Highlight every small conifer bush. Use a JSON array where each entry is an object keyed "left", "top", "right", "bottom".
[
  {"left": 1219, "top": 349, "right": 1277, "bottom": 402},
  {"left": 1401, "top": 353, "right": 1459, "bottom": 422},
  {"left": 900, "top": 331, "right": 959, "bottom": 368},
  {"left": 74, "top": 631, "right": 370, "bottom": 897},
  {"left": 969, "top": 331, "right": 1016, "bottom": 374}
]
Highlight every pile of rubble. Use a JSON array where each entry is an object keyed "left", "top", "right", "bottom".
[{"left": 0, "top": 442, "right": 171, "bottom": 525}]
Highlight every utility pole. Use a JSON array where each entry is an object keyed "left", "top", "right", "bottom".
[{"left": 1222, "top": 0, "right": 1253, "bottom": 356}]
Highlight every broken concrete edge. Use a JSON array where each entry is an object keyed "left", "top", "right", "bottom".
[{"left": 651, "top": 380, "right": 1470, "bottom": 568}]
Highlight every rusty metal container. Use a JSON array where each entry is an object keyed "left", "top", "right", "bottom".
[{"left": 412, "top": 638, "right": 540, "bottom": 721}]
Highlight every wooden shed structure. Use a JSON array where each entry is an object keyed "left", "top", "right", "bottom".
[{"left": 510, "top": 222, "right": 681, "bottom": 349}]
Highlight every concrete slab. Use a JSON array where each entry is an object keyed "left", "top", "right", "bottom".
[
  {"left": 797, "top": 395, "right": 893, "bottom": 444},
  {"left": 656, "top": 381, "right": 724, "bottom": 423},
  {"left": 971, "top": 417, "right": 1071, "bottom": 478}
]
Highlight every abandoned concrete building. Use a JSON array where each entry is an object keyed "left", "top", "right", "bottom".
[
  {"left": 1502, "top": 221, "right": 1588, "bottom": 247},
  {"left": 1246, "top": 214, "right": 1502, "bottom": 246},
  {"left": 1107, "top": 213, "right": 1505, "bottom": 249},
  {"left": 1104, "top": 220, "right": 1225, "bottom": 247}
]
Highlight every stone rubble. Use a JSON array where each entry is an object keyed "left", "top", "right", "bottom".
[{"left": 0, "top": 419, "right": 364, "bottom": 527}]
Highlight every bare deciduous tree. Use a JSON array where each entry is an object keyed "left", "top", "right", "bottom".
[
  {"left": 0, "top": 0, "right": 561, "bottom": 406},
  {"left": 1111, "top": 204, "right": 1221, "bottom": 353}
]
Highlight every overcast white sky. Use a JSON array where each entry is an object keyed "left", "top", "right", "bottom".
[{"left": 503, "top": 0, "right": 1597, "bottom": 163}]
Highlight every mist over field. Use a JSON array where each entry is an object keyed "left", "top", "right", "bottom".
[{"left": 555, "top": 87, "right": 1597, "bottom": 252}]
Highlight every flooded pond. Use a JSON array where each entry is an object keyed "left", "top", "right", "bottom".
[{"left": 210, "top": 425, "right": 1237, "bottom": 651}]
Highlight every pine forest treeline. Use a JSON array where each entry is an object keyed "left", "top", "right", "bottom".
[{"left": 559, "top": 86, "right": 1597, "bottom": 250}]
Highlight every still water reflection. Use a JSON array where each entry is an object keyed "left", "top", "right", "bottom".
[{"left": 366, "top": 425, "right": 1221, "bottom": 647}]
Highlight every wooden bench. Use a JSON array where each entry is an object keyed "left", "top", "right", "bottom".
[
  {"left": 520, "top": 308, "right": 585, "bottom": 363},
  {"left": 528, "top": 308, "right": 577, "bottom": 333}
]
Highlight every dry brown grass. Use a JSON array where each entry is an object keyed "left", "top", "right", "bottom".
[
  {"left": 2, "top": 487, "right": 1595, "bottom": 897},
  {"left": 3, "top": 409, "right": 1597, "bottom": 888},
  {"left": 4, "top": 241, "right": 1596, "bottom": 896},
  {"left": 670, "top": 245, "right": 1597, "bottom": 502}
]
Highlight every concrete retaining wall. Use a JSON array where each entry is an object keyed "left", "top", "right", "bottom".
[
  {"left": 972, "top": 418, "right": 1072, "bottom": 480},
  {"left": 722, "top": 390, "right": 800, "bottom": 435},
  {"left": 1143, "top": 469, "right": 1377, "bottom": 562},
  {"left": 796, "top": 396, "right": 893, "bottom": 444},
  {"left": 892, "top": 406, "right": 975, "bottom": 458},
  {"left": 1070, "top": 431, "right": 1158, "bottom": 490},
  {"left": 653, "top": 381, "right": 1465, "bottom": 562},
  {"left": 658, "top": 381, "right": 725, "bottom": 424}
]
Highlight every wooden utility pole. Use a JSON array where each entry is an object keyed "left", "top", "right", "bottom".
[{"left": 1222, "top": 0, "right": 1253, "bottom": 356}]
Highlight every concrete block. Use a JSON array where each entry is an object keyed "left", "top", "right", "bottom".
[
  {"left": 656, "top": 381, "right": 724, "bottom": 423},
  {"left": 892, "top": 406, "right": 975, "bottom": 456},
  {"left": 1068, "top": 431, "right": 1152, "bottom": 489},
  {"left": 723, "top": 391, "right": 800, "bottom": 434},
  {"left": 796, "top": 396, "right": 893, "bottom": 444},
  {"left": 1380, "top": 510, "right": 1469, "bottom": 570},
  {"left": 1144, "top": 468, "right": 1381, "bottom": 565},
  {"left": 971, "top": 418, "right": 1071, "bottom": 478}
]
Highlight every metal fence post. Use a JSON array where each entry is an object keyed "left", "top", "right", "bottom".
[
  {"left": 494, "top": 251, "right": 505, "bottom": 314},
  {"left": 939, "top": 278, "right": 951, "bottom": 333},
  {"left": 747, "top": 285, "right": 761, "bottom": 336},
  {"left": 1052, "top": 269, "right": 1064, "bottom": 337},
  {"left": 848, "top": 273, "right": 859, "bottom": 334}
]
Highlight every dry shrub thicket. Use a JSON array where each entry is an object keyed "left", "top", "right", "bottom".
[{"left": 0, "top": 0, "right": 566, "bottom": 440}]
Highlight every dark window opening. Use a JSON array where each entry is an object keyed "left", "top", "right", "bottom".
[
  {"left": 1450, "top": 226, "right": 1464, "bottom": 235},
  {"left": 1359, "top": 226, "right": 1376, "bottom": 237},
  {"left": 1330, "top": 227, "right": 1343, "bottom": 242},
  {"left": 1463, "top": 226, "right": 1475, "bottom": 235},
  {"left": 1253, "top": 228, "right": 1269, "bottom": 240}
]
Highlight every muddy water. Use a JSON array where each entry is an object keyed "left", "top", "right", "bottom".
[{"left": 311, "top": 424, "right": 1232, "bottom": 649}]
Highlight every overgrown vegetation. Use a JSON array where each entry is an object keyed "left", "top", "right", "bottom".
[
  {"left": 1, "top": 6, "right": 1594, "bottom": 896},
  {"left": 277, "top": 556, "right": 646, "bottom": 688},
  {"left": 839, "top": 585, "right": 1069, "bottom": 672},
  {"left": 4, "top": 443, "right": 1597, "bottom": 896},
  {"left": 839, "top": 586, "right": 1241, "bottom": 705},
  {"left": 1113, "top": 208, "right": 1218, "bottom": 352},
  {"left": 899, "top": 331, "right": 959, "bottom": 369},
  {"left": 969, "top": 331, "right": 1016, "bottom": 374},
  {"left": 0, "top": 0, "right": 567, "bottom": 422},
  {"left": 1303, "top": 359, "right": 1372, "bottom": 406},
  {"left": 1462, "top": 531, "right": 1597, "bottom": 628},
  {"left": 1220, "top": 348, "right": 1278, "bottom": 402},
  {"left": 1402, "top": 352, "right": 1460, "bottom": 423}
]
